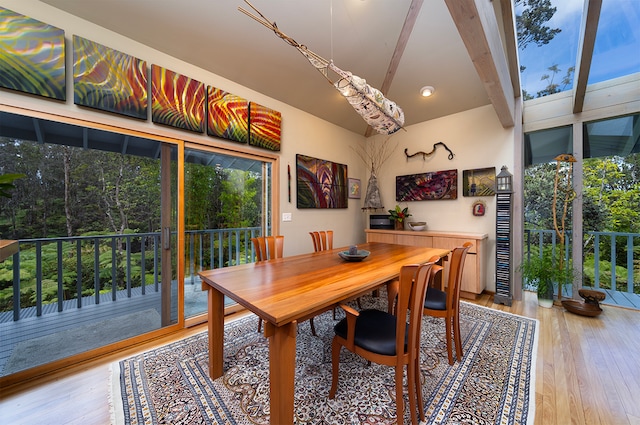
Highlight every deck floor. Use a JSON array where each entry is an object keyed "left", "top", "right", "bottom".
[{"left": 0, "top": 279, "right": 233, "bottom": 376}]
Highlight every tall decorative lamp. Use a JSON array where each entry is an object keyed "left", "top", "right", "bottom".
[{"left": 494, "top": 166, "right": 513, "bottom": 306}]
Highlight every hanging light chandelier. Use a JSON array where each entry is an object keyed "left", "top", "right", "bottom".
[{"left": 239, "top": 0, "right": 405, "bottom": 135}]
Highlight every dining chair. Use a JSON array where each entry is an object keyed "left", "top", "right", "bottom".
[
  {"left": 251, "top": 236, "right": 284, "bottom": 333},
  {"left": 252, "top": 235, "right": 318, "bottom": 336},
  {"left": 309, "top": 230, "right": 333, "bottom": 252},
  {"left": 423, "top": 242, "right": 473, "bottom": 365},
  {"left": 309, "top": 230, "right": 363, "bottom": 320},
  {"left": 307, "top": 230, "right": 334, "bottom": 333},
  {"left": 329, "top": 261, "right": 438, "bottom": 425}
]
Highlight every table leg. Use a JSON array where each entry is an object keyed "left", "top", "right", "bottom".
[
  {"left": 206, "top": 287, "right": 225, "bottom": 378},
  {"left": 265, "top": 321, "right": 297, "bottom": 425}
]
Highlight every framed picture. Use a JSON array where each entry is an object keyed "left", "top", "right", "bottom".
[
  {"left": 296, "top": 154, "right": 347, "bottom": 209},
  {"left": 472, "top": 200, "right": 486, "bottom": 216},
  {"left": 73, "top": 35, "right": 148, "bottom": 119},
  {"left": 348, "top": 178, "right": 361, "bottom": 199},
  {"left": 462, "top": 167, "right": 496, "bottom": 197},
  {"left": 0, "top": 7, "right": 66, "bottom": 100},
  {"left": 151, "top": 64, "right": 205, "bottom": 133},
  {"left": 207, "top": 86, "right": 248, "bottom": 143},
  {"left": 396, "top": 169, "right": 458, "bottom": 201}
]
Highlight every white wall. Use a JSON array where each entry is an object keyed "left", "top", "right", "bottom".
[
  {"left": 2, "top": 1, "right": 516, "bottom": 291},
  {"left": 1, "top": 0, "right": 367, "bottom": 256},
  {"left": 367, "top": 105, "right": 515, "bottom": 291}
]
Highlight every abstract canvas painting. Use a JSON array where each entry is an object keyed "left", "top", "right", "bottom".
[
  {"left": 0, "top": 7, "right": 66, "bottom": 100},
  {"left": 462, "top": 167, "right": 496, "bottom": 197},
  {"left": 73, "top": 35, "right": 148, "bottom": 119},
  {"left": 151, "top": 64, "right": 205, "bottom": 132},
  {"left": 396, "top": 169, "right": 458, "bottom": 201},
  {"left": 296, "top": 154, "right": 347, "bottom": 209},
  {"left": 249, "top": 102, "right": 281, "bottom": 151},
  {"left": 207, "top": 86, "right": 248, "bottom": 143}
]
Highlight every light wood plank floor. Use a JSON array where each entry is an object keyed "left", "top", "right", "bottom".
[{"left": 1, "top": 291, "right": 639, "bottom": 425}]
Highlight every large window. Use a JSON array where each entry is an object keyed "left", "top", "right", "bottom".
[
  {"left": 523, "top": 113, "right": 639, "bottom": 300},
  {"left": 0, "top": 109, "right": 275, "bottom": 376}
]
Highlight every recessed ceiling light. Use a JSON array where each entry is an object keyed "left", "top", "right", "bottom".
[{"left": 420, "top": 86, "right": 435, "bottom": 97}]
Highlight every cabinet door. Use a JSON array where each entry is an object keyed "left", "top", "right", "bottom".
[
  {"left": 366, "top": 232, "right": 396, "bottom": 244},
  {"left": 396, "top": 234, "right": 433, "bottom": 247}
]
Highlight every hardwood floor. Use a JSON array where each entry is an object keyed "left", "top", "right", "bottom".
[{"left": 1, "top": 291, "right": 639, "bottom": 425}]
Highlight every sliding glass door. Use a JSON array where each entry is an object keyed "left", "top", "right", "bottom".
[
  {"left": 0, "top": 110, "right": 180, "bottom": 376},
  {"left": 183, "top": 144, "right": 274, "bottom": 320}
]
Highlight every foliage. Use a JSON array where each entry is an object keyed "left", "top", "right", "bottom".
[
  {"left": 515, "top": 0, "right": 561, "bottom": 49},
  {"left": 0, "top": 136, "right": 264, "bottom": 312},
  {"left": 0, "top": 173, "right": 25, "bottom": 198},
  {"left": 524, "top": 152, "right": 639, "bottom": 294},
  {"left": 519, "top": 247, "right": 578, "bottom": 299},
  {"left": 388, "top": 205, "right": 411, "bottom": 223}
]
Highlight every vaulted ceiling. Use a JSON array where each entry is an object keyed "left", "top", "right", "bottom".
[{"left": 39, "top": 0, "right": 519, "bottom": 136}]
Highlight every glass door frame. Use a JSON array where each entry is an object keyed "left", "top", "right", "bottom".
[{"left": 182, "top": 141, "right": 279, "bottom": 325}]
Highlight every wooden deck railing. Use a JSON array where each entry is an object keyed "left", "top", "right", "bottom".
[
  {"left": 1, "top": 227, "right": 261, "bottom": 322},
  {"left": 524, "top": 229, "right": 639, "bottom": 301}
]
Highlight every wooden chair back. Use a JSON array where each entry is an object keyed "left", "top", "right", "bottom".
[
  {"left": 309, "top": 230, "right": 333, "bottom": 252},
  {"left": 329, "top": 260, "right": 439, "bottom": 424},
  {"left": 251, "top": 236, "right": 284, "bottom": 262},
  {"left": 423, "top": 241, "right": 472, "bottom": 365}
]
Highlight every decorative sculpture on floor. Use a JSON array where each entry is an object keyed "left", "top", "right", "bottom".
[{"left": 239, "top": 0, "right": 405, "bottom": 135}]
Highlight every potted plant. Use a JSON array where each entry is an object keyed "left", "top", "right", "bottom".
[
  {"left": 519, "top": 248, "right": 577, "bottom": 308},
  {"left": 388, "top": 205, "right": 411, "bottom": 230}
]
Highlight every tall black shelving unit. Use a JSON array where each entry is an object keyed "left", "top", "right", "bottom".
[{"left": 494, "top": 166, "right": 513, "bottom": 306}]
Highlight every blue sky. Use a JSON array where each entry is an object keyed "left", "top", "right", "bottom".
[{"left": 517, "top": 0, "right": 640, "bottom": 97}]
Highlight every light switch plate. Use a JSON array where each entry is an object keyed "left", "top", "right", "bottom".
[{"left": 282, "top": 212, "right": 292, "bottom": 222}]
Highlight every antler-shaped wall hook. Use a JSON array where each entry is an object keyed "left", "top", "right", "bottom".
[{"left": 404, "top": 142, "right": 455, "bottom": 161}]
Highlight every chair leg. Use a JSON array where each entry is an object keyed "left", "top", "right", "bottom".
[
  {"left": 407, "top": 362, "right": 419, "bottom": 425},
  {"left": 414, "top": 355, "right": 425, "bottom": 422},
  {"left": 257, "top": 317, "right": 262, "bottom": 333},
  {"left": 445, "top": 316, "right": 454, "bottom": 366},
  {"left": 395, "top": 365, "right": 405, "bottom": 424},
  {"left": 453, "top": 313, "right": 463, "bottom": 361},
  {"left": 309, "top": 318, "right": 317, "bottom": 336},
  {"left": 329, "top": 340, "right": 341, "bottom": 399}
]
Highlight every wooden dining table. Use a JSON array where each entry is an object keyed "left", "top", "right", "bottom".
[{"left": 198, "top": 241, "right": 451, "bottom": 425}]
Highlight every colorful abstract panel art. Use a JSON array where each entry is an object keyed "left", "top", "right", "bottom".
[
  {"left": 73, "top": 36, "right": 148, "bottom": 119},
  {"left": 296, "top": 154, "right": 348, "bottom": 209},
  {"left": 396, "top": 169, "right": 458, "bottom": 201},
  {"left": 0, "top": 7, "right": 66, "bottom": 100},
  {"left": 207, "top": 86, "right": 248, "bottom": 143},
  {"left": 151, "top": 65, "right": 205, "bottom": 132},
  {"left": 462, "top": 167, "right": 496, "bottom": 197},
  {"left": 249, "top": 102, "right": 281, "bottom": 151}
]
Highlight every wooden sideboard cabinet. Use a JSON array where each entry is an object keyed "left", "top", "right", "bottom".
[{"left": 365, "top": 229, "right": 488, "bottom": 299}]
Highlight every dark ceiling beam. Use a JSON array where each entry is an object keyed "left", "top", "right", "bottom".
[
  {"left": 573, "top": 0, "right": 602, "bottom": 113},
  {"left": 444, "top": 0, "right": 515, "bottom": 128},
  {"left": 364, "top": 0, "right": 424, "bottom": 138}
]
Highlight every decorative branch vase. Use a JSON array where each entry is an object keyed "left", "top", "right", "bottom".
[{"left": 394, "top": 220, "right": 404, "bottom": 230}]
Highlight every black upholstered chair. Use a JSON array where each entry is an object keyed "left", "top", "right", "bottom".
[{"left": 329, "top": 261, "right": 439, "bottom": 425}]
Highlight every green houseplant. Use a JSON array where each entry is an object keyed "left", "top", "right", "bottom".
[
  {"left": 519, "top": 248, "right": 577, "bottom": 308},
  {"left": 388, "top": 205, "right": 411, "bottom": 230}
]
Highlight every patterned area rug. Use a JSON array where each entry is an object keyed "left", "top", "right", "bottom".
[{"left": 112, "top": 293, "right": 538, "bottom": 424}]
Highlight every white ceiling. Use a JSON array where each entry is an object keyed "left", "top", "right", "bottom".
[{"left": 39, "top": 0, "right": 515, "bottom": 136}]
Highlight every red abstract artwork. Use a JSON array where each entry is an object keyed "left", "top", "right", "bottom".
[
  {"left": 249, "top": 102, "right": 281, "bottom": 151},
  {"left": 396, "top": 169, "right": 458, "bottom": 201},
  {"left": 207, "top": 86, "right": 248, "bottom": 143},
  {"left": 151, "top": 65, "right": 204, "bottom": 133}
]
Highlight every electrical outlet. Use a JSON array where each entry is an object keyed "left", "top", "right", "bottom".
[{"left": 282, "top": 212, "right": 292, "bottom": 222}]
